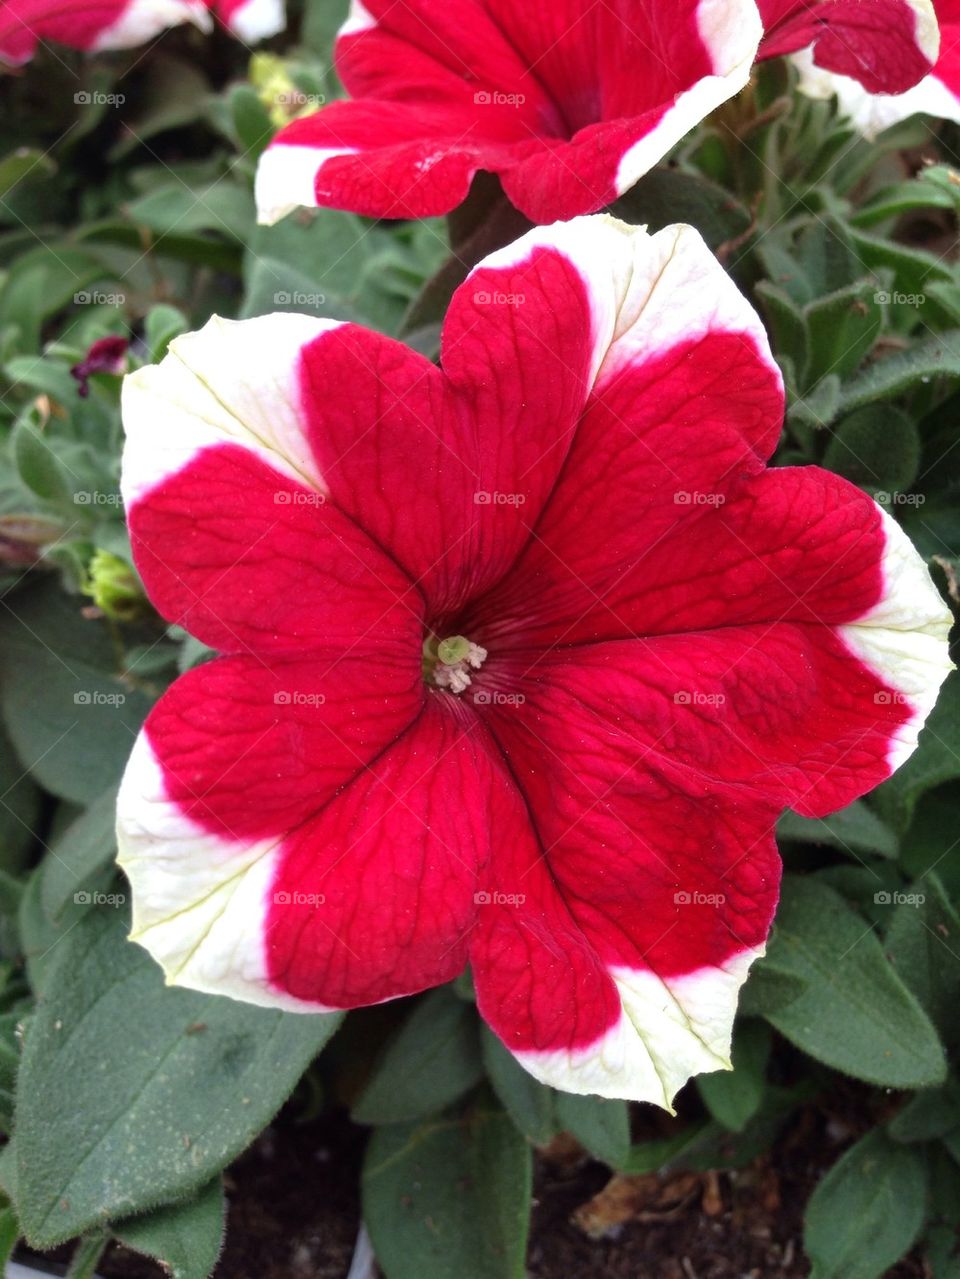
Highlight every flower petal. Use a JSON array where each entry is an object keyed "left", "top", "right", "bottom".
[
  {"left": 792, "top": 38, "right": 960, "bottom": 138},
  {"left": 296, "top": 264, "right": 592, "bottom": 614},
  {"left": 210, "top": 0, "right": 284, "bottom": 40},
  {"left": 0, "top": 0, "right": 210, "bottom": 62},
  {"left": 139, "top": 649, "right": 422, "bottom": 842},
  {"left": 118, "top": 698, "right": 504, "bottom": 1009},
  {"left": 470, "top": 749, "right": 778, "bottom": 1103},
  {"left": 758, "top": 0, "right": 939, "bottom": 93},
  {"left": 255, "top": 0, "right": 762, "bottom": 224},
  {"left": 254, "top": 100, "right": 508, "bottom": 225},
  {"left": 122, "top": 314, "right": 421, "bottom": 656},
  {"left": 472, "top": 466, "right": 904, "bottom": 649}
]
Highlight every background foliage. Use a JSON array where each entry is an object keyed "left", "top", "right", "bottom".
[{"left": 1, "top": 4, "right": 959, "bottom": 1276}]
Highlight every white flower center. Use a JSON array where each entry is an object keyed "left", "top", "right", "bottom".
[{"left": 428, "top": 634, "right": 487, "bottom": 694}]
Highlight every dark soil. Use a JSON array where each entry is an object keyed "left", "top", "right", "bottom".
[{"left": 25, "top": 1082, "right": 939, "bottom": 1279}]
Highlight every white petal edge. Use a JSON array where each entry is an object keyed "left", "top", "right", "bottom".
[
  {"left": 513, "top": 948, "right": 763, "bottom": 1105},
  {"left": 252, "top": 0, "right": 369, "bottom": 224},
  {"left": 839, "top": 504, "right": 954, "bottom": 774},
  {"left": 614, "top": 0, "right": 763, "bottom": 196},
  {"left": 255, "top": 143, "right": 358, "bottom": 226},
  {"left": 92, "top": 0, "right": 212, "bottom": 50},
  {"left": 121, "top": 312, "right": 342, "bottom": 507},
  {"left": 224, "top": 0, "right": 285, "bottom": 42},
  {"left": 339, "top": 0, "right": 375, "bottom": 38},
  {"left": 117, "top": 732, "right": 330, "bottom": 1011},
  {"left": 910, "top": 0, "right": 941, "bottom": 65},
  {"left": 469, "top": 216, "right": 781, "bottom": 401},
  {"left": 792, "top": 46, "right": 960, "bottom": 138}
]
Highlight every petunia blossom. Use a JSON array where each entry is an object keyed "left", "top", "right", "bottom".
[
  {"left": 254, "top": 0, "right": 766, "bottom": 226},
  {"left": 208, "top": 0, "right": 283, "bottom": 42},
  {"left": 0, "top": 0, "right": 283, "bottom": 65},
  {"left": 791, "top": 0, "right": 960, "bottom": 136},
  {"left": 254, "top": 0, "right": 937, "bottom": 227},
  {"left": 116, "top": 215, "right": 952, "bottom": 1104},
  {"left": 0, "top": 0, "right": 211, "bottom": 65},
  {"left": 758, "top": 0, "right": 939, "bottom": 94}
]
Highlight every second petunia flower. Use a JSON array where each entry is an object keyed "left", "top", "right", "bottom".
[
  {"left": 116, "top": 215, "right": 952, "bottom": 1105},
  {"left": 255, "top": 0, "right": 939, "bottom": 226}
]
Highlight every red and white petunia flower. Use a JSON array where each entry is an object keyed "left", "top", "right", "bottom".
[
  {"left": 791, "top": 0, "right": 960, "bottom": 136},
  {"left": 116, "top": 215, "right": 952, "bottom": 1104},
  {"left": 253, "top": 0, "right": 938, "bottom": 227},
  {"left": 0, "top": 0, "right": 284, "bottom": 65},
  {"left": 758, "top": 0, "right": 939, "bottom": 95},
  {"left": 254, "top": 0, "right": 766, "bottom": 226},
  {"left": 0, "top": 0, "right": 212, "bottom": 65},
  {"left": 208, "top": 0, "right": 283, "bottom": 42}
]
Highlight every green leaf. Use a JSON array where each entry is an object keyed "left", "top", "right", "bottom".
[
  {"left": 553, "top": 1092, "right": 631, "bottom": 1167},
  {"left": 697, "top": 1020, "right": 770, "bottom": 1133},
  {"left": 227, "top": 85, "right": 275, "bottom": 162},
  {"left": 0, "top": 580, "right": 154, "bottom": 803},
  {"left": 839, "top": 331, "right": 960, "bottom": 416},
  {"left": 143, "top": 304, "right": 188, "bottom": 363},
  {"left": 737, "top": 965, "right": 806, "bottom": 1018},
  {"left": 352, "top": 989, "right": 484, "bottom": 1126},
  {"left": 805, "top": 1129, "right": 927, "bottom": 1279},
  {"left": 761, "top": 876, "right": 946, "bottom": 1088},
  {"left": 874, "top": 674, "right": 960, "bottom": 832},
  {"left": 242, "top": 212, "right": 447, "bottom": 336},
  {"left": 776, "top": 800, "right": 898, "bottom": 859},
  {"left": 126, "top": 181, "right": 255, "bottom": 242},
  {"left": 611, "top": 166, "right": 751, "bottom": 251},
  {"left": 755, "top": 281, "right": 808, "bottom": 370},
  {"left": 480, "top": 1026, "right": 556, "bottom": 1146},
  {"left": 884, "top": 874, "right": 960, "bottom": 1044},
  {"left": 362, "top": 1106, "right": 531, "bottom": 1279},
  {"left": 851, "top": 179, "right": 957, "bottom": 227},
  {"left": 0, "top": 148, "right": 56, "bottom": 201},
  {"left": 114, "top": 1179, "right": 225, "bottom": 1279},
  {"left": 888, "top": 1077, "right": 960, "bottom": 1143},
  {"left": 16, "top": 909, "right": 342, "bottom": 1247},
  {"left": 40, "top": 784, "right": 120, "bottom": 922},
  {"left": 924, "top": 1145, "right": 960, "bottom": 1278},
  {"left": 0, "top": 1204, "right": 18, "bottom": 1268},
  {"left": 11, "top": 417, "right": 73, "bottom": 506},
  {"left": 823, "top": 405, "right": 920, "bottom": 493},
  {"left": 802, "top": 282, "right": 881, "bottom": 387}
]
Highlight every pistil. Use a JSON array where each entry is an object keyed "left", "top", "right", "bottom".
[{"left": 423, "top": 633, "right": 487, "bottom": 694}]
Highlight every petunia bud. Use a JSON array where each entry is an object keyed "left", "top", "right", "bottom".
[
  {"left": 82, "top": 550, "right": 146, "bottom": 622},
  {"left": 70, "top": 337, "right": 129, "bottom": 399}
]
